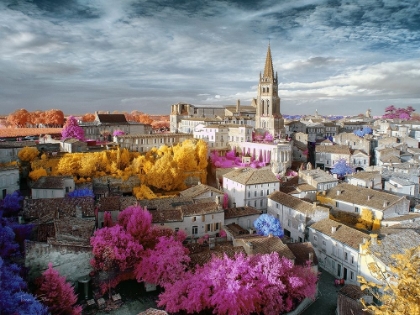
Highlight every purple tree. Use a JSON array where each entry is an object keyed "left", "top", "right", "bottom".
[
  {"left": 1, "top": 191, "right": 23, "bottom": 217},
  {"left": 0, "top": 258, "right": 48, "bottom": 315},
  {"left": 61, "top": 116, "right": 84, "bottom": 141},
  {"left": 331, "top": 158, "right": 354, "bottom": 178},
  {"left": 254, "top": 214, "right": 284, "bottom": 237}
]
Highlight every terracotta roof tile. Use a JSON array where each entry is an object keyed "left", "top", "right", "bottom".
[{"left": 286, "top": 242, "right": 318, "bottom": 266}]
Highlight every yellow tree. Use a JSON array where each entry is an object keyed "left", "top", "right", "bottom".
[
  {"left": 18, "top": 147, "right": 40, "bottom": 162},
  {"left": 359, "top": 244, "right": 420, "bottom": 315},
  {"left": 29, "top": 168, "right": 48, "bottom": 181}
]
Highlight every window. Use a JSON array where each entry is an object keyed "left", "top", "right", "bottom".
[
  {"left": 313, "top": 235, "right": 317, "bottom": 242},
  {"left": 276, "top": 203, "right": 279, "bottom": 209},
  {"left": 351, "top": 256, "right": 354, "bottom": 264},
  {"left": 192, "top": 217, "right": 196, "bottom": 222},
  {"left": 192, "top": 226, "right": 198, "bottom": 235},
  {"left": 260, "top": 190, "right": 263, "bottom": 196},
  {"left": 260, "top": 199, "right": 263, "bottom": 207},
  {"left": 206, "top": 224, "right": 211, "bottom": 232},
  {"left": 345, "top": 252, "right": 348, "bottom": 260},
  {"left": 350, "top": 271, "right": 354, "bottom": 280},
  {"left": 355, "top": 207, "right": 359, "bottom": 213},
  {"left": 215, "top": 223, "right": 220, "bottom": 230},
  {"left": 174, "top": 228, "right": 179, "bottom": 232},
  {"left": 254, "top": 191, "right": 257, "bottom": 197}
]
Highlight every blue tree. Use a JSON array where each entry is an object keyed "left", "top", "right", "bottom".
[
  {"left": 331, "top": 158, "right": 354, "bottom": 178},
  {"left": 67, "top": 188, "right": 94, "bottom": 198},
  {"left": 354, "top": 126, "right": 373, "bottom": 137},
  {"left": 253, "top": 214, "right": 284, "bottom": 237}
]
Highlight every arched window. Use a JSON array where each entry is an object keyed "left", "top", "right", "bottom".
[{"left": 267, "top": 87, "right": 269, "bottom": 93}]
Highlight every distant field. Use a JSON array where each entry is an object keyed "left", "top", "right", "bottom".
[{"left": 0, "top": 128, "right": 62, "bottom": 138}]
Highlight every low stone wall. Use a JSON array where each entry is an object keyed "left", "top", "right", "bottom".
[{"left": 25, "top": 240, "right": 93, "bottom": 285}]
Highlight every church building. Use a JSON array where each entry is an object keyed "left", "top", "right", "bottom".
[{"left": 253, "top": 44, "right": 285, "bottom": 138}]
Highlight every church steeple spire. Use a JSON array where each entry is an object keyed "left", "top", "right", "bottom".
[{"left": 263, "top": 44, "right": 274, "bottom": 79}]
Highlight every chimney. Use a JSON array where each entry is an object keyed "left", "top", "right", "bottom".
[
  {"left": 232, "top": 202, "right": 236, "bottom": 208},
  {"left": 236, "top": 99, "right": 240, "bottom": 113},
  {"left": 331, "top": 226, "right": 337, "bottom": 234},
  {"left": 370, "top": 234, "right": 378, "bottom": 245},
  {"left": 268, "top": 233, "right": 273, "bottom": 238},
  {"left": 308, "top": 252, "right": 313, "bottom": 263},
  {"left": 246, "top": 242, "right": 254, "bottom": 255},
  {"left": 336, "top": 190, "right": 341, "bottom": 196},
  {"left": 367, "top": 195, "right": 372, "bottom": 200},
  {"left": 383, "top": 200, "right": 389, "bottom": 207}
]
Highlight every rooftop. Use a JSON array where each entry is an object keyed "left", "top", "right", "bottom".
[
  {"left": 224, "top": 206, "right": 262, "bottom": 219},
  {"left": 223, "top": 167, "right": 279, "bottom": 185},
  {"left": 324, "top": 183, "right": 403, "bottom": 211},
  {"left": 310, "top": 218, "right": 368, "bottom": 250}
]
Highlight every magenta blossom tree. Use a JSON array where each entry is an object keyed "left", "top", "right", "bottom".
[
  {"left": 35, "top": 263, "right": 82, "bottom": 315},
  {"left": 61, "top": 116, "right": 84, "bottom": 141},
  {"left": 135, "top": 235, "right": 190, "bottom": 287},
  {"left": 158, "top": 252, "right": 318, "bottom": 315}
]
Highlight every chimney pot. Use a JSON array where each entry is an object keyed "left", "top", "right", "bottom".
[{"left": 331, "top": 226, "right": 337, "bottom": 234}]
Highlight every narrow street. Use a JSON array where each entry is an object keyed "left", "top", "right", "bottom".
[{"left": 302, "top": 268, "right": 339, "bottom": 315}]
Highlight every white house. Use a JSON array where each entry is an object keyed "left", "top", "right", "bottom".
[
  {"left": 224, "top": 206, "right": 262, "bottom": 231},
  {"left": 298, "top": 168, "right": 339, "bottom": 192},
  {"left": 315, "top": 144, "right": 352, "bottom": 170},
  {"left": 222, "top": 167, "right": 280, "bottom": 212},
  {"left": 0, "top": 165, "right": 20, "bottom": 199},
  {"left": 347, "top": 171, "right": 382, "bottom": 189},
  {"left": 31, "top": 176, "right": 75, "bottom": 199},
  {"left": 150, "top": 200, "right": 225, "bottom": 238},
  {"left": 320, "top": 183, "right": 410, "bottom": 221},
  {"left": 267, "top": 191, "right": 330, "bottom": 243},
  {"left": 309, "top": 218, "right": 368, "bottom": 284}
]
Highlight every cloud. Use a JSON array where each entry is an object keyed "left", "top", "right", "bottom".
[{"left": 0, "top": 0, "right": 419, "bottom": 116}]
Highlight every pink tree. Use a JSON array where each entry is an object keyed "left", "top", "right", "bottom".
[
  {"left": 103, "top": 211, "right": 114, "bottom": 227},
  {"left": 222, "top": 193, "right": 229, "bottom": 209},
  {"left": 118, "top": 205, "right": 153, "bottom": 243},
  {"left": 35, "top": 263, "right": 82, "bottom": 315},
  {"left": 135, "top": 235, "right": 190, "bottom": 287},
  {"left": 158, "top": 252, "right": 318, "bottom": 315},
  {"left": 90, "top": 225, "right": 143, "bottom": 272},
  {"left": 61, "top": 116, "right": 84, "bottom": 141}
]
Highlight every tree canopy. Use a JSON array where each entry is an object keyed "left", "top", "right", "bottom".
[{"left": 359, "top": 245, "right": 420, "bottom": 315}]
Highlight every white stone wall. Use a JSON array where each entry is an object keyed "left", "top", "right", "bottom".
[{"left": 0, "top": 167, "right": 19, "bottom": 199}]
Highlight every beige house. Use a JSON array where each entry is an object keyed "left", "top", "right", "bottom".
[
  {"left": 267, "top": 191, "right": 330, "bottom": 243},
  {"left": 115, "top": 133, "right": 193, "bottom": 153},
  {"left": 347, "top": 171, "right": 382, "bottom": 189},
  {"left": 299, "top": 168, "right": 339, "bottom": 192},
  {"left": 80, "top": 112, "right": 151, "bottom": 140}
]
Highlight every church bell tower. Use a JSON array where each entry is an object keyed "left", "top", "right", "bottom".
[{"left": 255, "top": 44, "right": 284, "bottom": 138}]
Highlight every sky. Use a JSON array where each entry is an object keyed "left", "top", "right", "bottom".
[{"left": 1, "top": 0, "right": 420, "bottom": 117}]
